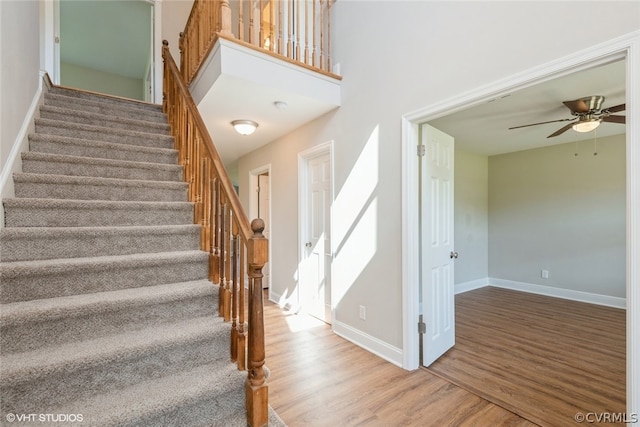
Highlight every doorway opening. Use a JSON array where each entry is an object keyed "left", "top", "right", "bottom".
[
  {"left": 249, "top": 165, "right": 272, "bottom": 295},
  {"left": 402, "top": 33, "right": 639, "bottom": 415}
]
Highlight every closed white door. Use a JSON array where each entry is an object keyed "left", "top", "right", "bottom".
[
  {"left": 300, "top": 151, "right": 332, "bottom": 323},
  {"left": 420, "top": 124, "right": 456, "bottom": 366}
]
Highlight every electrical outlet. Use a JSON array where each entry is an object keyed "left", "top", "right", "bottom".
[
  {"left": 541, "top": 269, "right": 549, "bottom": 279},
  {"left": 359, "top": 305, "right": 366, "bottom": 320}
]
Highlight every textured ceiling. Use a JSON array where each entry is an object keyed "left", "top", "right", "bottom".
[{"left": 60, "top": 0, "right": 152, "bottom": 80}]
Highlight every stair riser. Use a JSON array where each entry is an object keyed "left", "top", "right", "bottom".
[
  {"left": 49, "top": 87, "right": 163, "bottom": 114},
  {"left": 1, "top": 334, "right": 226, "bottom": 414},
  {"left": 0, "top": 228, "right": 201, "bottom": 262},
  {"left": 29, "top": 137, "right": 178, "bottom": 165},
  {"left": 22, "top": 157, "right": 183, "bottom": 182},
  {"left": 1, "top": 294, "right": 217, "bottom": 355},
  {"left": 35, "top": 121, "right": 174, "bottom": 150},
  {"left": 14, "top": 181, "right": 187, "bottom": 202},
  {"left": 44, "top": 95, "right": 168, "bottom": 124},
  {"left": 3, "top": 204, "right": 193, "bottom": 228},
  {"left": 0, "top": 257, "right": 209, "bottom": 303},
  {"left": 40, "top": 109, "right": 171, "bottom": 136}
]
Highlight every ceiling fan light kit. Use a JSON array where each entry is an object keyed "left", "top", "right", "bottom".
[{"left": 508, "top": 95, "right": 625, "bottom": 138}]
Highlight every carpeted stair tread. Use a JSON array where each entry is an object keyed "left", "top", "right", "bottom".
[
  {"left": 52, "top": 362, "right": 245, "bottom": 427},
  {"left": 28, "top": 133, "right": 178, "bottom": 164},
  {"left": 0, "top": 280, "right": 218, "bottom": 354},
  {"left": 49, "top": 86, "right": 163, "bottom": 113},
  {"left": 0, "top": 225, "right": 201, "bottom": 262},
  {"left": 3, "top": 197, "right": 194, "bottom": 227},
  {"left": 13, "top": 172, "right": 188, "bottom": 202},
  {"left": 21, "top": 151, "right": 183, "bottom": 182},
  {"left": 0, "top": 250, "right": 209, "bottom": 302},
  {"left": 0, "top": 318, "right": 232, "bottom": 412},
  {"left": 35, "top": 118, "right": 174, "bottom": 149},
  {"left": 44, "top": 92, "right": 168, "bottom": 123},
  {"left": 40, "top": 104, "right": 172, "bottom": 135}
]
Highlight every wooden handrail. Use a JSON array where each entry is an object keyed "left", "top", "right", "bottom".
[
  {"left": 162, "top": 41, "right": 269, "bottom": 427},
  {"left": 179, "top": 0, "right": 339, "bottom": 87}
]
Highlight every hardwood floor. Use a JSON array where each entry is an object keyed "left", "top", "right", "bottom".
[
  {"left": 426, "top": 287, "right": 626, "bottom": 427},
  {"left": 263, "top": 294, "right": 536, "bottom": 427}
]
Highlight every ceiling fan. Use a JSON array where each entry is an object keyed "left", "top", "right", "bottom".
[{"left": 509, "top": 95, "right": 626, "bottom": 138}]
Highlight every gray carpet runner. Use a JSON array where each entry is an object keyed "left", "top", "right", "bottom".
[{"left": 0, "top": 86, "right": 281, "bottom": 426}]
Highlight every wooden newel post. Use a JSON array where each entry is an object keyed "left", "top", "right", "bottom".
[{"left": 246, "top": 218, "right": 268, "bottom": 427}]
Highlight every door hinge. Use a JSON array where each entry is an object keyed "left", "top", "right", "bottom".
[
  {"left": 417, "top": 145, "right": 425, "bottom": 157},
  {"left": 418, "top": 315, "right": 426, "bottom": 334}
]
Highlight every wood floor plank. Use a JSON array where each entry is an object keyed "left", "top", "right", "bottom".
[
  {"left": 263, "top": 295, "right": 537, "bottom": 427},
  {"left": 425, "top": 286, "right": 626, "bottom": 427}
]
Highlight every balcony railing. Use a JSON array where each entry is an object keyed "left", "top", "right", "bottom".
[{"left": 180, "top": 0, "right": 336, "bottom": 86}]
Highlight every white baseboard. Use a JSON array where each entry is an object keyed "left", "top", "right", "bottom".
[
  {"left": 332, "top": 320, "right": 403, "bottom": 368},
  {"left": 489, "top": 278, "right": 626, "bottom": 309},
  {"left": 455, "top": 278, "right": 490, "bottom": 294},
  {"left": 0, "top": 71, "right": 49, "bottom": 216}
]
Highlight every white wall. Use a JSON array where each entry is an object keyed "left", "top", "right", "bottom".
[
  {"left": 61, "top": 62, "right": 144, "bottom": 100},
  {"left": 0, "top": 0, "right": 42, "bottom": 227},
  {"left": 161, "top": 0, "right": 194, "bottom": 66},
  {"left": 238, "top": 2, "right": 640, "bottom": 353},
  {"left": 454, "top": 149, "right": 489, "bottom": 285},
  {"left": 489, "top": 134, "right": 626, "bottom": 298}
]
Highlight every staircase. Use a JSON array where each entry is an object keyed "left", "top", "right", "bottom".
[{"left": 0, "top": 87, "right": 259, "bottom": 426}]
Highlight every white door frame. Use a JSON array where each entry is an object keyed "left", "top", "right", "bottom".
[
  {"left": 402, "top": 31, "right": 640, "bottom": 415},
  {"left": 44, "top": 0, "right": 162, "bottom": 103},
  {"left": 249, "top": 164, "right": 272, "bottom": 295},
  {"left": 298, "top": 141, "right": 334, "bottom": 319}
]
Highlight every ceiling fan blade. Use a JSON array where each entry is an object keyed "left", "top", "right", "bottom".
[
  {"left": 602, "top": 115, "right": 626, "bottom": 124},
  {"left": 563, "top": 99, "right": 590, "bottom": 113},
  {"left": 508, "top": 117, "right": 574, "bottom": 130},
  {"left": 547, "top": 122, "right": 575, "bottom": 138},
  {"left": 606, "top": 103, "right": 626, "bottom": 113}
]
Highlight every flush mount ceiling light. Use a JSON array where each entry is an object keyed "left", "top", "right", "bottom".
[
  {"left": 231, "top": 120, "right": 258, "bottom": 136},
  {"left": 572, "top": 118, "right": 601, "bottom": 133}
]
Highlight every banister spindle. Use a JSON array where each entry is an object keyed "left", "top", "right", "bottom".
[
  {"left": 223, "top": 206, "right": 232, "bottom": 321},
  {"left": 220, "top": 0, "right": 232, "bottom": 35},
  {"left": 211, "top": 177, "right": 221, "bottom": 284},
  {"left": 246, "top": 219, "right": 268, "bottom": 427},
  {"left": 319, "top": 0, "right": 325, "bottom": 70},
  {"left": 231, "top": 221, "right": 240, "bottom": 362},
  {"left": 237, "top": 238, "right": 247, "bottom": 371},
  {"left": 287, "top": 0, "right": 293, "bottom": 58}
]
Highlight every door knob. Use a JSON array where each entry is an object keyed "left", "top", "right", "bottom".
[
  {"left": 305, "top": 242, "right": 312, "bottom": 248},
  {"left": 450, "top": 251, "right": 459, "bottom": 259}
]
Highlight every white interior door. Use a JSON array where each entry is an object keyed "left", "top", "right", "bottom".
[
  {"left": 300, "top": 151, "right": 332, "bottom": 323},
  {"left": 420, "top": 124, "right": 456, "bottom": 366},
  {"left": 258, "top": 173, "right": 270, "bottom": 289}
]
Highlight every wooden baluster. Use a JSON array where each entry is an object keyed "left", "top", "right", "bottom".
[
  {"left": 269, "top": 0, "right": 275, "bottom": 51},
  {"left": 194, "top": 140, "right": 203, "bottom": 226},
  {"left": 220, "top": 0, "right": 232, "bottom": 35},
  {"left": 319, "top": 0, "right": 325, "bottom": 70},
  {"left": 304, "top": 0, "right": 310, "bottom": 64},
  {"left": 223, "top": 205, "right": 232, "bottom": 321},
  {"left": 277, "top": 0, "right": 283, "bottom": 54},
  {"left": 201, "top": 157, "right": 211, "bottom": 251},
  {"left": 231, "top": 220, "right": 240, "bottom": 362},
  {"left": 210, "top": 177, "right": 221, "bottom": 284},
  {"left": 287, "top": 0, "right": 293, "bottom": 58},
  {"left": 237, "top": 238, "right": 247, "bottom": 371},
  {"left": 312, "top": 0, "right": 317, "bottom": 67},
  {"left": 295, "top": 0, "right": 301, "bottom": 60},
  {"left": 248, "top": 0, "right": 254, "bottom": 46},
  {"left": 238, "top": 0, "right": 244, "bottom": 42},
  {"left": 246, "top": 219, "right": 268, "bottom": 427},
  {"left": 219, "top": 193, "right": 227, "bottom": 317},
  {"left": 327, "top": 0, "right": 332, "bottom": 71},
  {"left": 259, "top": 0, "right": 264, "bottom": 48}
]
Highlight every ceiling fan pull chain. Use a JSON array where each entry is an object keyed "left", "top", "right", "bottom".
[
  {"left": 574, "top": 140, "right": 579, "bottom": 157},
  {"left": 593, "top": 129, "right": 598, "bottom": 156}
]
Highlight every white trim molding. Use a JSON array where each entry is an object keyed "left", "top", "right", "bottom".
[
  {"left": 488, "top": 279, "right": 626, "bottom": 309},
  {"left": 401, "top": 30, "right": 640, "bottom": 415},
  {"left": 333, "top": 320, "right": 403, "bottom": 368},
  {"left": 455, "top": 278, "right": 490, "bottom": 295}
]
